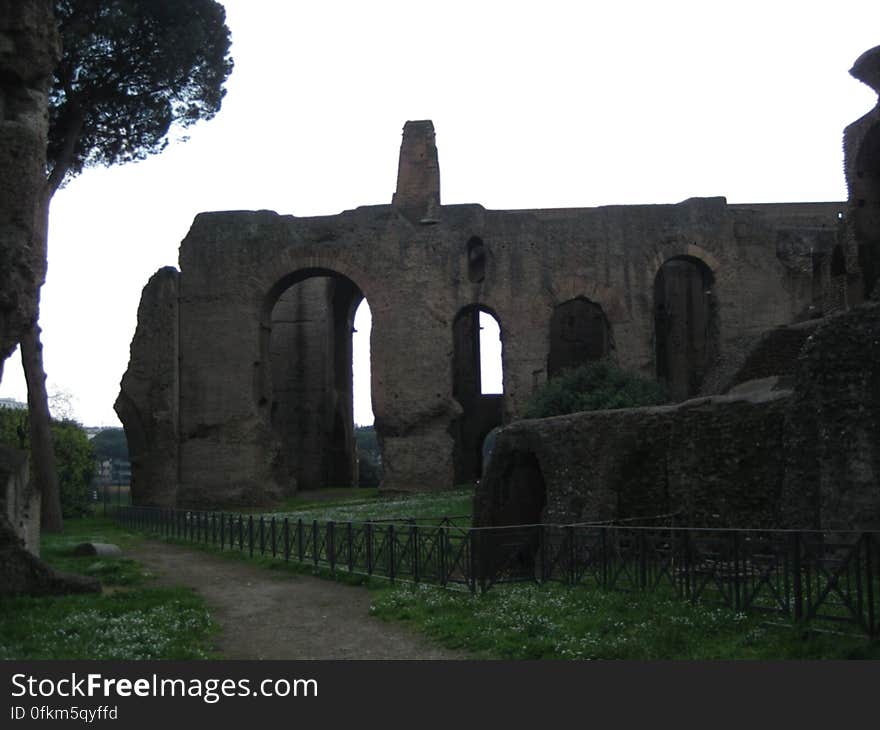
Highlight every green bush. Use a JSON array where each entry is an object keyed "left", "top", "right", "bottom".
[
  {"left": 0, "top": 408, "right": 95, "bottom": 517},
  {"left": 355, "top": 426, "right": 383, "bottom": 488},
  {"left": 524, "top": 360, "right": 667, "bottom": 419},
  {"left": 52, "top": 419, "right": 96, "bottom": 517}
]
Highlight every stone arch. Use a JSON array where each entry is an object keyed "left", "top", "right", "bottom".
[
  {"left": 653, "top": 256, "right": 718, "bottom": 400},
  {"left": 451, "top": 304, "right": 504, "bottom": 484},
  {"left": 496, "top": 450, "right": 547, "bottom": 526},
  {"left": 258, "top": 267, "right": 367, "bottom": 492},
  {"left": 649, "top": 243, "right": 720, "bottom": 283},
  {"left": 547, "top": 297, "right": 612, "bottom": 377},
  {"left": 853, "top": 122, "right": 880, "bottom": 296}
]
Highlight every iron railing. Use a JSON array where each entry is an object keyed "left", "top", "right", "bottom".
[{"left": 114, "top": 506, "right": 879, "bottom": 637}]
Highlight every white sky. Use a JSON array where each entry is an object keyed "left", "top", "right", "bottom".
[{"left": 1, "top": 0, "right": 878, "bottom": 427}]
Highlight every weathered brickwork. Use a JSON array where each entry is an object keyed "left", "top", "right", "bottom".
[
  {"left": 115, "top": 268, "right": 183, "bottom": 507},
  {"left": 475, "top": 46, "right": 880, "bottom": 532},
  {"left": 478, "top": 299, "right": 880, "bottom": 532},
  {"left": 118, "top": 117, "right": 850, "bottom": 507},
  {"left": 475, "top": 390, "right": 792, "bottom": 529},
  {"left": 781, "top": 303, "right": 880, "bottom": 531},
  {"left": 844, "top": 46, "right": 880, "bottom": 298}
]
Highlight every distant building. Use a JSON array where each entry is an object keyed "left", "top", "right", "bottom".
[{"left": 95, "top": 458, "right": 131, "bottom": 485}]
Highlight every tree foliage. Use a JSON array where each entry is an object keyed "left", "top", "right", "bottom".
[
  {"left": 0, "top": 409, "right": 95, "bottom": 518},
  {"left": 90, "top": 428, "right": 129, "bottom": 462},
  {"left": 18, "top": 0, "right": 233, "bottom": 532},
  {"left": 47, "top": 0, "right": 233, "bottom": 193},
  {"left": 524, "top": 361, "right": 667, "bottom": 419},
  {"left": 51, "top": 419, "right": 95, "bottom": 517}
]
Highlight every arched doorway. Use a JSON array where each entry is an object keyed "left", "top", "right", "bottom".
[
  {"left": 261, "top": 270, "right": 370, "bottom": 492},
  {"left": 547, "top": 297, "right": 612, "bottom": 377},
  {"left": 653, "top": 256, "right": 717, "bottom": 401},
  {"left": 451, "top": 305, "right": 503, "bottom": 484}
]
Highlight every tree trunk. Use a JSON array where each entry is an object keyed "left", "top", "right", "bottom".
[
  {"left": 21, "top": 314, "right": 63, "bottom": 533},
  {"left": 20, "top": 179, "right": 63, "bottom": 533}
]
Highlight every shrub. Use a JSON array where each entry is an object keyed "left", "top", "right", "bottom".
[
  {"left": 0, "top": 408, "right": 95, "bottom": 517},
  {"left": 52, "top": 419, "right": 96, "bottom": 517},
  {"left": 524, "top": 360, "right": 667, "bottom": 419}
]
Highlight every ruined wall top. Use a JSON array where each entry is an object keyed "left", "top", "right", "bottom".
[
  {"left": 850, "top": 45, "right": 880, "bottom": 96},
  {"left": 392, "top": 120, "right": 440, "bottom": 222}
]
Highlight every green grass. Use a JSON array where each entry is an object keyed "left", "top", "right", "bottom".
[
  {"left": 40, "top": 516, "right": 151, "bottom": 586},
  {"left": 86, "top": 489, "right": 880, "bottom": 660},
  {"left": 0, "top": 517, "right": 218, "bottom": 660},
  {"left": 369, "top": 582, "right": 880, "bottom": 660},
  {"left": 260, "top": 487, "right": 474, "bottom": 524}
]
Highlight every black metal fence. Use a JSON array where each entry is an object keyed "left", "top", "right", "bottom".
[{"left": 114, "top": 506, "right": 880, "bottom": 637}]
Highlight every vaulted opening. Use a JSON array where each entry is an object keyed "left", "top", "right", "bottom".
[
  {"left": 260, "top": 270, "right": 370, "bottom": 492},
  {"left": 653, "top": 256, "right": 717, "bottom": 401},
  {"left": 451, "top": 306, "right": 503, "bottom": 484},
  {"left": 495, "top": 450, "right": 547, "bottom": 526},
  {"left": 547, "top": 297, "right": 612, "bottom": 377}
]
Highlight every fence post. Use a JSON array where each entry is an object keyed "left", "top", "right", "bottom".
[
  {"left": 297, "top": 519, "right": 304, "bottom": 563},
  {"left": 220, "top": 512, "right": 225, "bottom": 551},
  {"left": 270, "top": 517, "right": 276, "bottom": 559},
  {"left": 439, "top": 527, "right": 448, "bottom": 587},
  {"left": 248, "top": 515, "right": 254, "bottom": 557},
  {"left": 792, "top": 531, "right": 803, "bottom": 624},
  {"left": 864, "top": 533, "right": 875, "bottom": 638},
  {"left": 639, "top": 531, "right": 648, "bottom": 591},
  {"left": 412, "top": 524, "right": 420, "bottom": 584},
  {"left": 237, "top": 514, "right": 243, "bottom": 551},
  {"left": 328, "top": 521, "right": 336, "bottom": 574},
  {"left": 388, "top": 524, "right": 396, "bottom": 583},
  {"left": 347, "top": 522, "right": 354, "bottom": 573},
  {"left": 469, "top": 529, "right": 477, "bottom": 594},
  {"left": 312, "top": 520, "right": 319, "bottom": 567},
  {"left": 539, "top": 525, "right": 548, "bottom": 583},
  {"left": 258, "top": 516, "right": 265, "bottom": 556},
  {"left": 366, "top": 522, "right": 373, "bottom": 576},
  {"left": 601, "top": 528, "right": 608, "bottom": 589},
  {"left": 732, "top": 531, "right": 741, "bottom": 611},
  {"left": 283, "top": 518, "right": 290, "bottom": 562}
]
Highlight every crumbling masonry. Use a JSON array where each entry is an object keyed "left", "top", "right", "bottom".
[
  {"left": 118, "top": 50, "right": 879, "bottom": 512},
  {"left": 474, "top": 46, "right": 880, "bottom": 532}
]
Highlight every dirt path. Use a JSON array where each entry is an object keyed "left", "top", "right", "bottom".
[{"left": 126, "top": 540, "right": 464, "bottom": 660}]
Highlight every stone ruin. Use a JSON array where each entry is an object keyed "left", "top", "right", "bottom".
[
  {"left": 118, "top": 49, "right": 878, "bottom": 527},
  {"left": 476, "top": 45, "right": 880, "bottom": 533}
]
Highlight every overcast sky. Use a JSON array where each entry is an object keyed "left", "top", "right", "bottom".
[{"left": 1, "top": 0, "right": 878, "bottom": 427}]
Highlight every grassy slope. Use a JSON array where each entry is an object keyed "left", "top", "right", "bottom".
[
  {"left": 258, "top": 487, "right": 473, "bottom": 524},
  {"left": 153, "top": 488, "right": 880, "bottom": 660},
  {"left": 7, "top": 492, "right": 878, "bottom": 660},
  {"left": 0, "top": 517, "right": 217, "bottom": 660},
  {"left": 369, "top": 582, "right": 880, "bottom": 660}
]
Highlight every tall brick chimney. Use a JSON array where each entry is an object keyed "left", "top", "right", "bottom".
[{"left": 392, "top": 120, "right": 440, "bottom": 223}]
